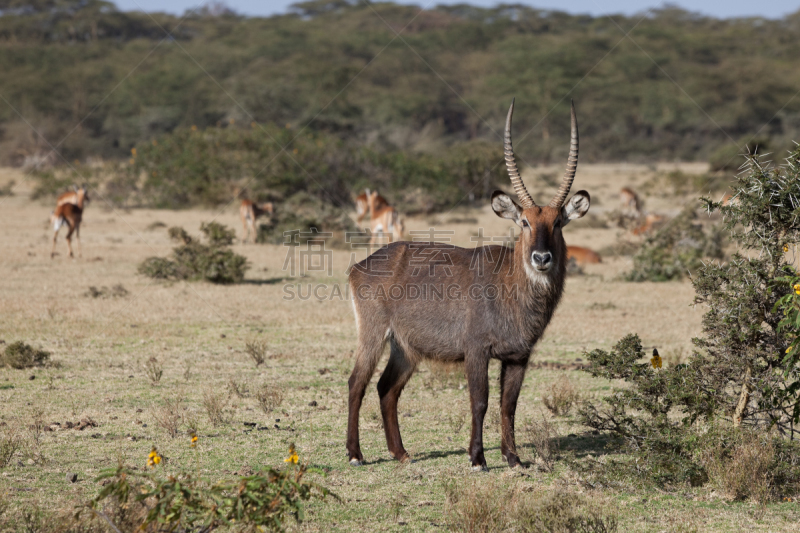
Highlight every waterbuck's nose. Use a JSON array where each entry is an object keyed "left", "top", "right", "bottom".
[{"left": 532, "top": 251, "right": 552, "bottom": 271}]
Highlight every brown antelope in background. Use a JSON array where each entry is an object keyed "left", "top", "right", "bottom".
[
  {"left": 620, "top": 187, "right": 641, "bottom": 218},
  {"left": 355, "top": 189, "right": 388, "bottom": 226},
  {"left": 367, "top": 190, "right": 404, "bottom": 246},
  {"left": 346, "top": 99, "right": 590, "bottom": 470},
  {"left": 51, "top": 187, "right": 87, "bottom": 259},
  {"left": 631, "top": 213, "right": 665, "bottom": 235},
  {"left": 566, "top": 245, "right": 601, "bottom": 265},
  {"left": 55, "top": 184, "right": 90, "bottom": 207},
  {"left": 50, "top": 184, "right": 89, "bottom": 227},
  {"left": 240, "top": 199, "right": 274, "bottom": 243}
]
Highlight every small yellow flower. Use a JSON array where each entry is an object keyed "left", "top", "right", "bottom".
[
  {"left": 147, "top": 447, "right": 162, "bottom": 467},
  {"left": 787, "top": 346, "right": 793, "bottom": 354},
  {"left": 131, "top": 147, "right": 137, "bottom": 157},
  {"left": 794, "top": 284, "right": 800, "bottom": 295},
  {"left": 650, "top": 349, "right": 662, "bottom": 369},
  {"left": 784, "top": 245, "right": 789, "bottom": 253},
  {"left": 191, "top": 125, "right": 197, "bottom": 132},
  {"left": 284, "top": 444, "right": 299, "bottom": 464},
  {"left": 191, "top": 433, "right": 198, "bottom": 448}
]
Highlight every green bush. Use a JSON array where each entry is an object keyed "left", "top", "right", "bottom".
[
  {"left": 709, "top": 137, "right": 770, "bottom": 172},
  {"left": 256, "top": 191, "right": 359, "bottom": 247},
  {"left": 579, "top": 148, "right": 800, "bottom": 494},
  {"left": 117, "top": 125, "right": 505, "bottom": 212},
  {"left": 82, "top": 451, "right": 334, "bottom": 532},
  {"left": 138, "top": 223, "right": 249, "bottom": 284},
  {"left": 624, "top": 205, "right": 725, "bottom": 282},
  {"left": 1, "top": 341, "right": 50, "bottom": 369},
  {"left": 200, "top": 221, "right": 236, "bottom": 247}
]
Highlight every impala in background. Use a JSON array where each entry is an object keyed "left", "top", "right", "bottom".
[
  {"left": 240, "top": 199, "right": 274, "bottom": 244},
  {"left": 51, "top": 186, "right": 88, "bottom": 259}
]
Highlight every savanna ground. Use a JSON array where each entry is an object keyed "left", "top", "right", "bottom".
[{"left": 1, "top": 163, "right": 799, "bottom": 531}]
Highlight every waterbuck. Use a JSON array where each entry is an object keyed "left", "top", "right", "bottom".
[{"left": 346, "top": 99, "right": 590, "bottom": 470}]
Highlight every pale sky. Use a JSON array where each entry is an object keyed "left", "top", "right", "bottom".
[{"left": 111, "top": 1, "right": 800, "bottom": 20}]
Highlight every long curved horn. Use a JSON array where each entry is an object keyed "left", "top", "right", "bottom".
[
  {"left": 549, "top": 101, "right": 579, "bottom": 208},
  {"left": 504, "top": 98, "right": 535, "bottom": 208}
]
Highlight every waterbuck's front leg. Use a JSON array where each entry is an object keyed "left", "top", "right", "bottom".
[
  {"left": 500, "top": 360, "right": 527, "bottom": 468},
  {"left": 466, "top": 356, "right": 490, "bottom": 471}
]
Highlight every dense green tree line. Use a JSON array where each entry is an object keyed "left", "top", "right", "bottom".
[{"left": 2, "top": 0, "right": 800, "bottom": 166}]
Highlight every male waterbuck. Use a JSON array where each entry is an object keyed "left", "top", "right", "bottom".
[{"left": 346, "top": 99, "right": 591, "bottom": 470}]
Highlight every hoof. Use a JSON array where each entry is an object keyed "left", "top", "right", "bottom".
[
  {"left": 349, "top": 458, "right": 363, "bottom": 467},
  {"left": 471, "top": 464, "right": 489, "bottom": 473}
]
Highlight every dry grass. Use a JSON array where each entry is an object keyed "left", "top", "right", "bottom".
[
  {"left": 542, "top": 375, "right": 579, "bottom": 416},
  {"left": 245, "top": 339, "right": 268, "bottom": 367},
  {"left": 152, "top": 398, "right": 184, "bottom": 438},
  {"left": 706, "top": 433, "right": 775, "bottom": 504},
  {"left": 144, "top": 356, "right": 163, "bottom": 385},
  {"left": 256, "top": 383, "right": 284, "bottom": 414},
  {"left": 423, "top": 360, "right": 466, "bottom": 390},
  {"left": 520, "top": 412, "right": 561, "bottom": 472},
  {"left": 0, "top": 425, "right": 22, "bottom": 468},
  {"left": 1, "top": 165, "right": 798, "bottom": 530},
  {"left": 227, "top": 377, "right": 250, "bottom": 398},
  {"left": 444, "top": 478, "right": 618, "bottom": 533},
  {"left": 202, "top": 391, "right": 231, "bottom": 427}
]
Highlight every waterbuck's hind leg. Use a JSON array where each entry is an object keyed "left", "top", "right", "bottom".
[
  {"left": 466, "top": 356, "right": 490, "bottom": 470},
  {"left": 347, "top": 311, "right": 388, "bottom": 466},
  {"left": 377, "top": 339, "right": 417, "bottom": 462},
  {"left": 500, "top": 360, "right": 527, "bottom": 468}
]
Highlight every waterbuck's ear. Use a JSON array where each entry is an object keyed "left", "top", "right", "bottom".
[
  {"left": 561, "top": 190, "right": 590, "bottom": 226},
  {"left": 491, "top": 191, "right": 522, "bottom": 225}
]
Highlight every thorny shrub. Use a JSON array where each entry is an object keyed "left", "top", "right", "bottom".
[{"left": 579, "top": 150, "right": 800, "bottom": 496}]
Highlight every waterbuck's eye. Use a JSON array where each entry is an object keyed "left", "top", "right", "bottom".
[{"left": 521, "top": 219, "right": 530, "bottom": 228}]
